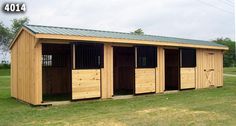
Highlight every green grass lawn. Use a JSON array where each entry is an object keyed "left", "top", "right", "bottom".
[
  {"left": 0, "top": 69, "right": 10, "bottom": 76},
  {"left": 224, "top": 67, "right": 236, "bottom": 75},
  {"left": 0, "top": 69, "right": 236, "bottom": 126}
]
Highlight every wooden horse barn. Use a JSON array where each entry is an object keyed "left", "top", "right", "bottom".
[{"left": 9, "top": 24, "right": 228, "bottom": 105}]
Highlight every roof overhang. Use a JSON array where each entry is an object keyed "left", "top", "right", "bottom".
[
  {"left": 9, "top": 27, "right": 229, "bottom": 50},
  {"left": 35, "top": 33, "right": 229, "bottom": 50}
]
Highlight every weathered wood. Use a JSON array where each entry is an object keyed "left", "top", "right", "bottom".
[
  {"left": 135, "top": 68, "right": 156, "bottom": 94},
  {"left": 180, "top": 68, "right": 195, "bottom": 89},
  {"left": 72, "top": 69, "right": 101, "bottom": 100}
]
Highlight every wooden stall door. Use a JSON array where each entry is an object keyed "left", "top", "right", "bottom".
[
  {"left": 203, "top": 51, "right": 215, "bottom": 87},
  {"left": 135, "top": 68, "right": 156, "bottom": 94},
  {"left": 72, "top": 69, "right": 101, "bottom": 100},
  {"left": 180, "top": 68, "right": 196, "bottom": 89}
]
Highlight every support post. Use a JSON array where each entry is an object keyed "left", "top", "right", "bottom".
[{"left": 73, "top": 44, "right": 75, "bottom": 69}]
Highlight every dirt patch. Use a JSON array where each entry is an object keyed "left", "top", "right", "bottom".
[
  {"left": 43, "top": 120, "right": 70, "bottom": 125},
  {"left": 135, "top": 106, "right": 229, "bottom": 123},
  {"left": 27, "top": 120, "right": 70, "bottom": 126},
  {"left": 95, "top": 119, "right": 127, "bottom": 126},
  {"left": 136, "top": 108, "right": 156, "bottom": 113}
]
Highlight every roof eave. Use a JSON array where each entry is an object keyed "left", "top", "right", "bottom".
[{"left": 35, "top": 33, "right": 229, "bottom": 50}]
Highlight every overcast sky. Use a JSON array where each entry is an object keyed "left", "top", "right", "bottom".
[{"left": 0, "top": 0, "right": 235, "bottom": 61}]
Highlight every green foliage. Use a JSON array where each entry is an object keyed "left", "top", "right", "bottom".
[
  {"left": 131, "top": 28, "right": 144, "bottom": 35},
  {"left": 11, "top": 17, "right": 29, "bottom": 36},
  {"left": 0, "top": 22, "right": 11, "bottom": 52},
  {"left": 213, "top": 38, "right": 236, "bottom": 67},
  {"left": 0, "top": 64, "right": 10, "bottom": 69},
  {"left": 0, "top": 17, "right": 29, "bottom": 51}
]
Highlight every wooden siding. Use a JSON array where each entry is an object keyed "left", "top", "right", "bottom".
[
  {"left": 135, "top": 68, "right": 156, "bottom": 94},
  {"left": 10, "top": 29, "right": 225, "bottom": 104},
  {"left": 72, "top": 69, "right": 101, "bottom": 100},
  {"left": 214, "top": 50, "right": 224, "bottom": 87},
  {"left": 156, "top": 47, "right": 165, "bottom": 93},
  {"left": 34, "top": 42, "right": 42, "bottom": 104},
  {"left": 196, "top": 49, "right": 223, "bottom": 88},
  {"left": 180, "top": 68, "right": 196, "bottom": 89},
  {"left": 101, "top": 44, "right": 113, "bottom": 98},
  {"left": 10, "top": 30, "right": 42, "bottom": 105}
]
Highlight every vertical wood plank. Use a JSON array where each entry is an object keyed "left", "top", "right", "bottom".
[
  {"left": 34, "top": 40, "right": 42, "bottom": 104},
  {"left": 180, "top": 68, "right": 196, "bottom": 89},
  {"left": 101, "top": 44, "right": 113, "bottom": 98},
  {"left": 155, "top": 47, "right": 159, "bottom": 93},
  {"left": 156, "top": 47, "right": 165, "bottom": 93},
  {"left": 196, "top": 49, "right": 223, "bottom": 89},
  {"left": 135, "top": 68, "right": 156, "bottom": 94},
  {"left": 10, "top": 30, "right": 41, "bottom": 104},
  {"left": 72, "top": 69, "right": 101, "bottom": 99}
]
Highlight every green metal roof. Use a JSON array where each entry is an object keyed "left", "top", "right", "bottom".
[{"left": 24, "top": 24, "right": 225, "bottom": 48}]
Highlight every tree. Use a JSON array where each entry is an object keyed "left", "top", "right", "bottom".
[
  {"left": 11, "top": 17, "right": 29, "bottom": 36},
  {"left": 0, "top": 17, "right": 29, "bottom": 51},
  {"left": 131, "top": 28, "right": 144, "bottom": 35},
  {"left": 0, "top": 22, "right": 11, "bottom": 52},
  {"left": 213, "top": 38, "right": 236, "bottom": 67}
]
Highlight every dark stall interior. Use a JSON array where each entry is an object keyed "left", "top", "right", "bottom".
[
  {"left": 113, "top": 47, "right": 135, "bottom": 95},
  {"left": 165, "top": 49, "right": 180, "bottom": 91},
  {"left": 42, "top": 44, "right": 71, "bottom": 101}
]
